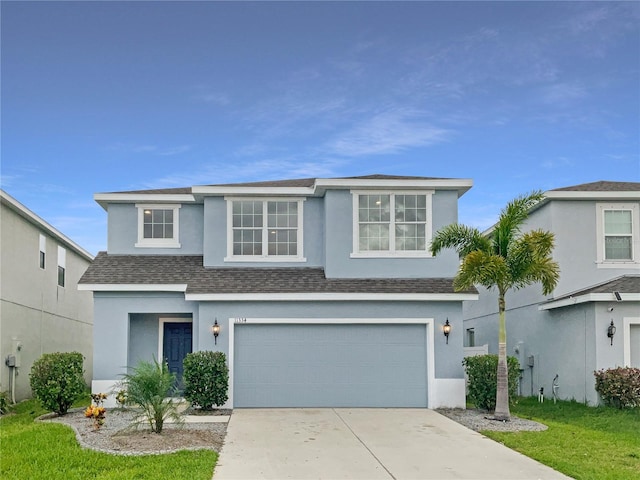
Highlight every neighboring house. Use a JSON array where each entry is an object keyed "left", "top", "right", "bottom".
[
  {"left": 79, "top": 175, "right": 478, "bottom": 408},
  {"left": 463, "top": 181, "right": 640, "bottom": 406},
  {"left": 0, "top": 190, "right": 94, "bottom": 402}
]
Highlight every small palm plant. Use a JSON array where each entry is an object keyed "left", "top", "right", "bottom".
[
  {"left": 120, "top": 357, "right": 183, "bottom": 433},
  {"left": 432, "top": 191, "right": 559, "bottom": 421}
]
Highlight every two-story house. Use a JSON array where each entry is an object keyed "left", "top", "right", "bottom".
[
  {"left": 1, "top": 190, "right": 94, "bottom": 402},
  {"left": 79, "top": 175, "right": 477, "bottom": 408},
  {"left": 463, "top": 181, "right": 640, "bottom": 405}
]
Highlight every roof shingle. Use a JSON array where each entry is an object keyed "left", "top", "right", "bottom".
[
  {"left": 79, "top": 252, "right": 476, "bottom": 295},
  {"left": 551, "top": 181, "right": 640, "bottom": 192}
]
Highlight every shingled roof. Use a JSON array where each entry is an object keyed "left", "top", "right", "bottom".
[
  {"left": 551, "top": 181, "right": 640, "bottom": 192},
  {"left": 549, "top": 275, "right": 640, "bottom": 300},
  {"left": 79, "top": 252, "right": 476, "bottom": 296},
  {"left": 104, "top": 174, "right": 457, "bottom": 195}
]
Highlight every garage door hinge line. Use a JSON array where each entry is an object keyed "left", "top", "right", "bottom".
[{"left": 332, "top": 409, "right": 396, "bottom": 480}]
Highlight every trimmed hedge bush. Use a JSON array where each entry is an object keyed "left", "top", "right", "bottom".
[
  {"left": 463, "top": 354, "right": 520, "bottom": 411},
  {"left": 29, "top": 352, "right": 85, "bottom": 415},
  {"left": 594, "top": 367, "right": 640, "bottom": 409},
  {"left": 183, "top": 351, "right": 229, "bottom": 410}
]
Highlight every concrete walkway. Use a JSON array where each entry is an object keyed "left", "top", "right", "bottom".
[{"left": 213, "top": 408, "right": 571, "bottom": 480}]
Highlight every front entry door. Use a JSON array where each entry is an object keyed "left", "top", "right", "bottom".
[{"left": 163, "top": 322, "right": 192, "bottom": 391}]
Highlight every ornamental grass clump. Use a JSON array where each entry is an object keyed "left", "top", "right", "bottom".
[
  {"left": 29, "top": 352, "right": 86, "bottom": 415},
  {"left": 183, "top": 351, "right": 229, "bottom": 410},
  {"left": 594, "top": 367, "right": 640, "bottom": 409},
  {"left": 120, "top": 357, "right": 182, "bottom": 433}
]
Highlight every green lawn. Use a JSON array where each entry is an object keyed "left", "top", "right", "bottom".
[
  {"left": 0, "top": 398, "right": 217, "bottom": 480},
  {"left": 484, "top": 397, "right": 640, "bottom": 480}
]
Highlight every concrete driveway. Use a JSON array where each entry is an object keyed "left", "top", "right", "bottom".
[{"left": 213, "top": 409, "right": 570, "bottom": 480}]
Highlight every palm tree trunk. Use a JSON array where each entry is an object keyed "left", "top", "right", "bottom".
[{"left": 494, "top": 290, "right": 511, "bottom": 421}]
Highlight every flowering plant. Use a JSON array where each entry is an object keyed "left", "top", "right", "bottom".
[
  {"left": 84, "top": 405, "right": 106, "bottom": 430},
  {"left": 86, "top": 392, "right": 108, "bottom": 430},
  {"left": 115, "top": 389, "right": 127, "bottom": 409}
]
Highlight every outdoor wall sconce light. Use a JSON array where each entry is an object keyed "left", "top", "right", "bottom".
[
  {"left": 212, "top": 319, "right": 220, "bottom": 345},
  {"left": 607, "top": 320, "right": 616, "bottom": 346},
  {"left": 443, "top": 318, "right": 451, "bottom": 344}
]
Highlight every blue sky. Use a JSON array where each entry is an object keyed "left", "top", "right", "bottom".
[{"left": 2, "top": 1, "right": 639, "bottom": 255}]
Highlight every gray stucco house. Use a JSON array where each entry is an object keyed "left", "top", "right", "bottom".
[
  {"left": 463, "top": 181, "right": 640, "bottom": 405},
  {"left": 1, "top": 190, "right": 94, "bottom": 402},
  {"left": 79, "top": 174, "right": 478, "bottom": 408}
]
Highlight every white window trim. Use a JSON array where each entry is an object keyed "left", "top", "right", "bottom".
[
  {"left": 224, "top": 197, "right": 306, "bottom": 262},
  {"left": 57, "top": 246, "right": 66, "bottom": 287},
  {"left": 39, "top": 234, "right": 46, "bottom": 269},
  {"left": 135, "top": 203, "right": 181, "bottom": 248},
  {"left": 351, "top": 190, "right": 434, "bottom": 258},
  {"left": 623, "top": 317, "right": 640, "bottom": 367},
  {"left": 595, "top": 203, "right": 639, "bottom": 268}
]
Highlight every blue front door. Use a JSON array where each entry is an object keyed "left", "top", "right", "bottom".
[{"left": 163, "top": 322, "right": 192, "bottom": 391}]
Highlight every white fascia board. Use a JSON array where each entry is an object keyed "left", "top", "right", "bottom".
[
  {"left": 94, "top": 193, "right": 196, "bottom": 210},
  {"left": 1, "top": 190, "right": 95, "bottom": 261},
  {"left": 78, "top": 284, "right": 188, "bottom": 292},
  {"left": 185, "top": 292, "right": 479, "bottom": 302},
  {"left": 539, "top": 292, "right": 640, "bottom": 310},
  {"left": 544, "top": 191, "right": 640, "bottom": 201},
  {"left": 315, "top": 178, "right": 473, "bottom": 197},
  {"left": 192, "top": 186, "right": 315, "bottom": 196}
]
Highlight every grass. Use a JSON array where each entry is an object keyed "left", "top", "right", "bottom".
[
  {"left": 483, "top": 397, "right": 640, "bottom": 480},
  {"left": 0, "top": 396, "right": 217, "bottom": 480}
]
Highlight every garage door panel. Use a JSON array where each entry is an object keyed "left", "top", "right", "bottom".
[{"left": 234, "top": 323, "right": 427, "bottom": 407}]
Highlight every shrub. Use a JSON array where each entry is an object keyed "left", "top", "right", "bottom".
[
  {"left": 120, "top": 357, "right": 182, "bottom": 433},
  {"left": 29, "top": 352, "right": 85, "bottom": 415},
  {"left": 594, "top": 367, "right": 640, "bottom": 409},
  {"left": 183, "top": 351, "right": 229, "bottom": 410},
  {"left": 463, "top": 354, "right": 520, "bottom": 411},
  {"left": 0, "top": 389, "right": 9, "bottom": 414}
]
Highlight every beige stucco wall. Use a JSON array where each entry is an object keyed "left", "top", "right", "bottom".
[{"left": 1, "top": 200, "right": 93, "bottom": 401}]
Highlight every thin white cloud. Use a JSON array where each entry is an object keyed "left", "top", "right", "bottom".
[
  {"left": 141, "top": 154, "right": 348, "bottom": 190},
  {"left": 158, "top": 145, "right": 191, "bottom": 156},
  {"left": 196, "top": 92, "right": 231, "bottom": 106},
  {"left": 540, "top": 83, "right": 587, "bottom": 105},
  {"left": 541, "top": 157, "right": 574, "bottom": 169},
  {"left": 327, "top": 110, "right": 452, "bottom": 157},
  {"left": 109, "top": 143, "right": 191, "bottom": 156}
]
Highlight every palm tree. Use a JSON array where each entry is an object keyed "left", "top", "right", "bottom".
[{"left": 431, "top": 191, "right": 559, "bottom": 420}]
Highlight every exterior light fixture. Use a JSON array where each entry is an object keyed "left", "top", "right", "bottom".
[
  {"left": 212, "top": 319, "right": 220, "bottom": 345},
  {"left": 607, "top": 320, "right": 616, "bottom": 346},
  {"left": 443, "top": 318, "right": 451, "bottom": 344}
]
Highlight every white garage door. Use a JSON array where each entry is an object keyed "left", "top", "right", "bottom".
[{"left": 233, "top": 323, "right": 428, "bottom": 407}]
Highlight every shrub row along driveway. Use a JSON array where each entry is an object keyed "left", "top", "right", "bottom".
[{"left": 213, "top": 408, "right": 570, "bottom": 480}]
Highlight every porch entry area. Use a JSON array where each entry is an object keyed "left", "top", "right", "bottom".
[{"left": 128, "top": 314, "right": 193, "bottom": 389}]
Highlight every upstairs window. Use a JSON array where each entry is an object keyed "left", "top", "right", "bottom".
[
  {"left": 351, "top": 191, "right": 433, "bottom": 257},
  {"left": 604, "top": 210, "right": 632, "bottom": 260},
  {"left": 57, "top": 246, "right": 66, "bottom": 287},
  {"left": 136, "top": 204, "right": 181, "bottom": 248},
  {"left": 39, "top": 234, "right": 46, "bottom": 269},
  {"left": 596, "top": 203, "right": 639, "bottom": 266},
  {"left": 226, "top": 198, "right": 305, "bottom": 261}
]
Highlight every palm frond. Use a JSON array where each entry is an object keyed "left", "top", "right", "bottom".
[
  {"left": 492, "top": 191, "right": 544, "bottom": 257},
  {"left": 513, "top": 257, "right": 560, "bottom": 295},
  {"left": 431, "top": 223, "right": 491, "bottom": 258},
  {"left": 454, "top": 250, "right": 509, "bottom": 291}
]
